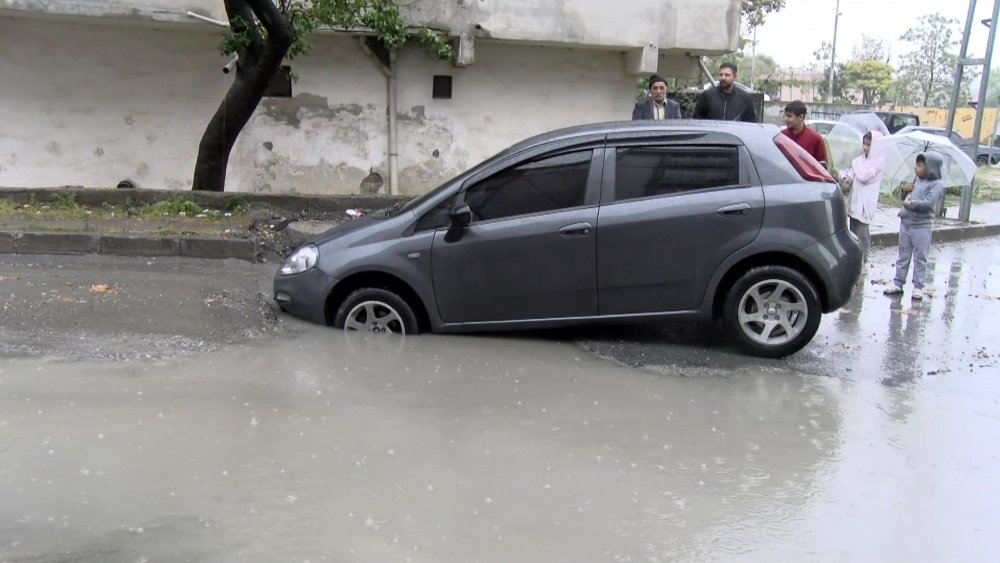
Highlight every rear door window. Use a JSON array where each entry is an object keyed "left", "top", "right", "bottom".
[{"left": 613, "top": 146, "right": 741, "bottom": 201}]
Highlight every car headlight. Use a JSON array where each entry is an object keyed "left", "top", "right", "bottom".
[{"left": 280, "top": 244, "right": 319, "bottom": 275}]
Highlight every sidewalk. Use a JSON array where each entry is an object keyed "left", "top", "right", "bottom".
[
  {"left": 869, "top": 200, "right": 1000, "bottom": 246},
  {"left": 0, "top": 188, "right": 403, "bottom": 263},
  {"left": 1, "top": 188, "right": 1000, "bottom": 262}
]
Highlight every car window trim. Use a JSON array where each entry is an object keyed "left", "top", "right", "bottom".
[
  {"left": 454, "top": 146, "right": 602, "bottom": 225},
  {"left": 462, "top": 138, "right": 607, "bottom": 189},
  {"left": 600, "top": 143, "right": 750, "bottom": 204}
]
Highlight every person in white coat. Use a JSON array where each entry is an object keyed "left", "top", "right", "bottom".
[{"left": 841, "top": 131, "right": 885, "bottom": 267}]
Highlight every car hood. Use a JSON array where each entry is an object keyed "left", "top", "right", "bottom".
[{"left": 309, "top": 215, "right": 382, "bottom": 246}]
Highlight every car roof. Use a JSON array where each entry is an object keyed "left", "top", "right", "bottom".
[
  {"left": 502, "top": 120, "right": 781, "bottom": 155},
  {"left": 898, "top": 126, "right": 951, "bottom": 134}
]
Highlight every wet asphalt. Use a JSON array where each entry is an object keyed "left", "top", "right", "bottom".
[{"left": 0, "top": 238, "right": 998, "bottom": 562}]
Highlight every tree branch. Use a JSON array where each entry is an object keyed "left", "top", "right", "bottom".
[
  {"left": 225, "top": 0, "right": 262, "bottom": 48},
  {"left": 244, "top": 0, "right": 294, "bottom": 46}
]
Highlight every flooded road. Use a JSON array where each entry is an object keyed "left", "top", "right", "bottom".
[
  {"left": 1, "top": 239, "right": 999, "bottom": 561},
  {"left": 579, "top": 238, "right": 1000, "bottom": 383}
]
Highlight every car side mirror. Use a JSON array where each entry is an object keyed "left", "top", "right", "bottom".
[
  {"left": 444, "top": 204, "right": 472, "bottom": 242},
  {"left": 450, "top": 204, "right": 472, "bottom": 227}
]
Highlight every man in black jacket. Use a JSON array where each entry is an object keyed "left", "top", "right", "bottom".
[{"left": 692, "top": 63, "right": 758, "bottom": 122}]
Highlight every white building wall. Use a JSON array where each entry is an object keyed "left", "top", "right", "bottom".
[
  {"left": 1, "top": 16, "right": 638, "bottom": 195},
  {"left": 227, "top": 36, "right": 389, "bottom": 194},
  {"left": 0, "top": 16, "right": 228, "bottom": 190},
  {"left": 1, "top": 0, "right": 740, "bottom": 54},
  {"left": 392, "top": 42, "right": 634, "bottom": 195}
]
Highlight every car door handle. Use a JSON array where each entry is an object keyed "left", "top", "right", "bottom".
[
  {"left": 717, "top": 203, "right": 752, "bottom": 216},
  {"left": 558, "top": 222, "right": 593, "bottom": 236}
]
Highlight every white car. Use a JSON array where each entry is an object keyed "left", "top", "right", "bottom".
[{"left": 780, "top": 120, "right": 861, "bottom": 136}]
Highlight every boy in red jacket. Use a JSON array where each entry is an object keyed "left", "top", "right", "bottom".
[{"left": 781, "top": 101, "right": 828, "bottom": 166}]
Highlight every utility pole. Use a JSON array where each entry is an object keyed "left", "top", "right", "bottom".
[
  {"left": 827, "top": 0, "right": 841, "bottom": 103},
  {"left": 947, "top": 0, "right": 1000, "bottom": 222},
  {"left": 750, "top": 25, "right": 758, "bottom": 91}
]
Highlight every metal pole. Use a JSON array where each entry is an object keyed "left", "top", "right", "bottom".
[
  {"left": 962, "top": 0, "right": 1000, "bottom": 222},
  {"left": 992, "top": 96, "right": 1000, "bottom": 149},
  {"left": 750, "top": 26, "right": 758, "bottom": 91},
  {"left": 827, "top": 0, "right": 841, "bottom": 103},
  {"left": 947, "top": 0, "right": 977, "bottom": 137},
  {"left": 697, "top": 57, "right": 718, "bottom": 87}
]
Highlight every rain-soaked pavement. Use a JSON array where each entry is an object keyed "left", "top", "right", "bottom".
[{"left": 1, "top": 239, "right": 999, "bottom": 562}]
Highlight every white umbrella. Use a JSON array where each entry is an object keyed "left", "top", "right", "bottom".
[
  {"left": 825, "top": 115, "right": 884, "bottom": 177},
  {"left": 874, "top": 130, "right": 977, "bottom": 190},
  {"left": 822, "top": 121, "right": 864, "bottom": 175},
  {"left": 830, "top": 113, "right": 890, "bottom": 138}
]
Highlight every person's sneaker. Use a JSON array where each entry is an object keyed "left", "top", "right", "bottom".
[
  {"left": 912, "top": 288, "right": 924, "bottom": 300},
  {"left": 883, "top": 285, "right": 904, "bottom": 295}
]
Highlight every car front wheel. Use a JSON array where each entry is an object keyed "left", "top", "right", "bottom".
[
  {"left": 724, "top": 266, "right": 821, "bottom": 358},
  {"left": 333, "top": 288, "right": 420, "bottom": 335}
]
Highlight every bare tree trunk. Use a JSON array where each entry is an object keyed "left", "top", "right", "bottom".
[{"left": 192, "top": 0, "right": 292, "bottom": 192}]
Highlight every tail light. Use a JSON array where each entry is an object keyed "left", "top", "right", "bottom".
[{"left": 774, "top": 134, "right": 835, "bottom": 183}]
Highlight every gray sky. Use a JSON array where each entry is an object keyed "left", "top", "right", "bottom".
[{"left": 753, "top": 0, "right": 1000, "bottom": 70}]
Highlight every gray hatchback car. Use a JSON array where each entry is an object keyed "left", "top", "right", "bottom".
[{"left": 274, "top": 121, "right": 861, "bottom": 357}]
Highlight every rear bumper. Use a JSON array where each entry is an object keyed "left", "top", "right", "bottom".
[
  {"left": 273, "top": 268, "right": 335, "bottom": 326},
  {"left": 801, "top": 228, "right": 862, "bottom": 312}
]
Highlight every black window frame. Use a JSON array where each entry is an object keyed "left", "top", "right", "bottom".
[
  {"left": 604, "top": 144, "right": 748, "bottom": 204},
  {"left": 452, "top": 148, "right": 600, "bottom": 225}
]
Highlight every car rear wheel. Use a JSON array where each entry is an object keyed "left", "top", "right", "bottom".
[
  {"left": 333, "top": 288, "right": 419, "bottom": 335},
  {"left": 724, "top": 266, "right": 821, "bottom": 358},
  {"left": 978, "top": 154, "right": 991, "bottom": 166}
]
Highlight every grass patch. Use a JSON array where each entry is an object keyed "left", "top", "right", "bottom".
[
  {"left": 0, "top": 194, "right": 247, "bottom": 223},
  {"left": 51, "top": 191, "right": 80, "bottom": 211},
  {"left": 223, "top": 196, "right": 250, "bottom": 212},
  {"left": 144, "top": 198, "right": 202, "bottom": 216}
]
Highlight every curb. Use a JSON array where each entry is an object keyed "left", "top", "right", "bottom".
[
  {"left": 2, "top": 223, "right": 998, "bottom": 263},
  {"left": 0, "top": 187, "right": 408, "bottom": 216},
  {"left": 871, "top": 223, "right": 1000, "bottom": 248},
  {"left": 0, "top": 231, "right": 258, "bottom": 262}
]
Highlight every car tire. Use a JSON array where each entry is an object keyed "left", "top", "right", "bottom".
[
  {"left": 978, "top": 154, "right": 990, "bottom": 166},
  {"left": 333, "top": 288, "right": 420, "bottom": 335},
  {"left": 723, "top": 266, "right": 821, "bottom": 358}
]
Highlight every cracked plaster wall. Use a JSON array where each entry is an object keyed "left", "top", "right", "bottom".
[
  {"left": 0, "top": 16, "right": 227, "bottom": 190},
  {"left": 2, "top": 17, "right": 639, "bottom": 195},
  {"left": 394, "top": 41, "right": 635, "bottom": 194},
  {"left": 2, "top": 0, "right": 740, "bottom": 54}
]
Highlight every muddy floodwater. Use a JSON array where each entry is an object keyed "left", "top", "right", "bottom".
[
  {"left": 2, "top": 240, "right": 999, "bottom": 561},
  {"left": 2, "top": 328, "right": 998, "bottom": 562}
]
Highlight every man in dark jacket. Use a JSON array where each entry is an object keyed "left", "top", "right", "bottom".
[
  {"left": 692, "top": 63, "right": 758, "bottom": 122},
  {"left": 632, "top": 75, "right": 682, "bottom": 120}
]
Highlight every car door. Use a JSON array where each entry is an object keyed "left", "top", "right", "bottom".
[
  {"left": 596, "top": 141, "right": 764, "bottom": 315},
  {"left": 430, "top": 148, "right": 603, "bottom": 324}
]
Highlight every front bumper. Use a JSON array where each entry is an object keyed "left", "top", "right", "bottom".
[{"left": 273, "top": 267, "right": 335, "bottom": 326}]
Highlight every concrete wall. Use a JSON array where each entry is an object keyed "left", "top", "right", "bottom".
[
  {"left": 0, "top": 16, "right": 637, "bottom": 194},
  {"left": 404, "top": 0, "right": 739, "bottom": 54},
  {"left": 1, "top": 0, "right": 741, "bottom": 55},
  {"left": 0, "top": 16, "right": 227, "bottom": 190}
]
